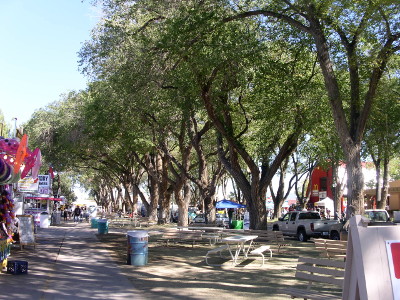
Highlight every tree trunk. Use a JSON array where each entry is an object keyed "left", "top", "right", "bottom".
[
  {"left": 375, "top": 159, "right": 382, "bottom": 205},
  {"left": 176, "top": 180, "right": 191, "bottom": 226},
  {"left": 345, "top": 148, "right": 365, "bottom": 218},
  {"left": 311, "top": 22, "right": 367, "bottom": 217},
  {"left": 379, "top": 156, "right": 389, "bottom": 209},
  {"left": 146, "top": 152, "right": 162, "bottom": 221},
  {"left": 158, "top": 154, "right": 171, "bottom": 224},
  {"left": 273, "top": 199, "right": 285, "bottom": 219}
]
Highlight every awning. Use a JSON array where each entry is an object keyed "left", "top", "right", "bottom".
[
  {"left": 25, "top": 196, "right": 62, "bottom": 201},
  {"left": 216, "top": 199, "right": 246, "bottom": 209}
]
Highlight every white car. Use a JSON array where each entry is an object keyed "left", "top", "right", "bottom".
[
  {"left": 193, "top": 214, "right": 206, "bottom": 223},
  {"left": 216, "top": 214, "right": 228, "bottom": 227}
]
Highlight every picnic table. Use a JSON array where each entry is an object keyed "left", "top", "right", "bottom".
[
  {"left": 178, "top": 226, "right": 224, "bottom": 245},
  {"left": 222, "top": 235, "right": 258, "bottom": 265},
  {"left": 178, "top": 226, "right": 223, "bottom": 231}
]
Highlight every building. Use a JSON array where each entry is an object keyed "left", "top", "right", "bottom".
[
  {"left": 364, "top": 180, "right": 400, "bottom": 213},
  {"left": 309, "top": 163, "right": 400, "bottom": 214},
  {"left": 307, "top": 164, "right": 346, "bottom": 213}
]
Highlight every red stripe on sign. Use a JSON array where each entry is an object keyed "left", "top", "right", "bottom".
[{"left": 391, "top": 243, "right": 400, "bottom": 279}]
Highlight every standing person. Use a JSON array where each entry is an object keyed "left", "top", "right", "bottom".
[
  {"left": 67, "top": 206, "right": 72, "bottom": 221},
  {"left": 82, "top": 206, "right": 89, "bottom": 222},
  {"left": 62, "top": 207, "right": 68, "bottom": 222},
  {"left": 73, "top": 206, "right": 81, "bottom": 223},
  {"left": 228, "top": 208, "right": 234, "bottom": 228}
]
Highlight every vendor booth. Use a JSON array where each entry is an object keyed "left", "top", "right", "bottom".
[
  {"left": 0, "top": 133, "right": 42, "bottom": 272},
  {"left": 216, "top": 199, "right": 246, "bottom": 209},
  {"left": 314, "top": 197, "right": 335, "bottom": 218},
  {"left": 24, "top": 196, "right": 62, "bottom": 227},
  {"left": 216, "top": 200, "right": 246, "bottom": 229}
]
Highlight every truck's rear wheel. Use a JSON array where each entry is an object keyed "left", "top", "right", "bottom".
[
  {"left": 272, "top": 225, "right": 279, "bottom": 231},
  {"left": 297, "top": 229, "right": 308, "bottom": 242},
  {"left": 330, "top": 231, "right": 340, "bottom": 240}
]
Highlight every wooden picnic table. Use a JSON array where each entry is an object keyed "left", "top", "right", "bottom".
[{"left": 177, "top": 226, "right": 224, "bottom": 244}]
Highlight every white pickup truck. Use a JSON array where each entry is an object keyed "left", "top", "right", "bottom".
[{"left": 272, "top": 210, "right": 340, "bottom": 242}]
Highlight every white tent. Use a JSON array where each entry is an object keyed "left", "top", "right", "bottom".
[{"left": 315, "top": 197, "right": 334, "bottom": 215}]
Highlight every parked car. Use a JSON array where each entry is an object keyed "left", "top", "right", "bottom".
[
  {"left": 216, "top": 214, "right": 229, "bottom": 227},
  {"left": 272, "top": 210, "right": 340, "bottom": 242},
  {"left": 193, "top": 214, "right": 206, "bottom": 223}
]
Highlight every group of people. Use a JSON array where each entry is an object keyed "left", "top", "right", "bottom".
[{"left": 61, "top": 205, "right": 89, "bottom": 223}]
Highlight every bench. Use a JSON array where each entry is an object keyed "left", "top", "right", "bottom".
[
  {"left": 137, "top": 217, "right": 157, "bottom": 227},
  {"left": 109, "top": 217, "right": 137, "bottom": 228},
  {"left": 157, "top": 230, "right": 181, "bottom": 246},
  {"left": 271, "top": 230, "right": 292, "bottom": 253},
  {"left": 249, "top": 245, "right": 272, "bottom": 266},
  {"left": 158, "top": 230, "right": 203, "bottom": 247},
  {"left": 178, "top": 231, "right": 203, "bottom": 247},
  {"left": 201, "top": 232, "right": 222, "bottom": 245},
  {"left": 280, "top": 257, "right": 345, "bottom": 300},
  {"left": 313, "top": 239, "right": 347, "bottom": 260},
  {"left": 205, "top": 245, "right": 230, "bottom": 266},
  {"left": 245, "top": 230, "right": 291, "bottom": 253}
]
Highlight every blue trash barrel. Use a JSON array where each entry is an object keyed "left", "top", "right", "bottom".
[
  {"left": 127, "top": 230, "right": 148, "bottom": 266},
  {"left": 97, "top": 219, "right": 108, "bottom": 234},
  {"left": 91, "top": 218, "right": 99, "bottom": 228}
]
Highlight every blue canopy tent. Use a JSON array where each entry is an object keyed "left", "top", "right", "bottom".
[{"left": 216, "top": 199, "right": 246, "bottom": 209}]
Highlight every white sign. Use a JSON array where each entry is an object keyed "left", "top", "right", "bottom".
[
  {"left": 38, "top": 175, "right": 50, "bottom": 188},
  {"left": 319, "top": 191, "right": 327, "bottom": 199},
  {"left": 17, "top": 176, "right": 39, "bottom": 192},
  {"left": 243, "top": 212, "right": 250, "bottom": 230},
  {"left": 386, "top": 240, "right": 400, "bottom": 300}
]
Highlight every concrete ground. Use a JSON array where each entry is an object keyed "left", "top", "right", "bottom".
[{"left": 1, "top": 221, "right": 327, "bottom": 300}]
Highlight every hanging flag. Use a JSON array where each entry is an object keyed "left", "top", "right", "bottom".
[
  {"left": 48, "top": 166, "right": 54, "bottom": 179},
  {"left": 14, "top": 134, "right": 28, "bottom": 174}
]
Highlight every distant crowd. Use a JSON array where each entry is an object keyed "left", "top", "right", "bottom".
[{"left": 60, "top": 205, "right": 90, "bottom": 223}]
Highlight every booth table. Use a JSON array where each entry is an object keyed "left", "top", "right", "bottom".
[{"left": 222, "top": 235, "right": 258, "bottom": 265}]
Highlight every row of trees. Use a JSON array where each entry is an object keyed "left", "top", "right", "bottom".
[{"left": 24, "top": 0, "right": 400, "bottom": 229}]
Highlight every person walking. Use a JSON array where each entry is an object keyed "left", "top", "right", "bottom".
[
  {"left": 62, "top": 207, "right": 68, "bottom": 222},
  {"left": 73, "top": 206, "right": 81, "bottom": 223}
]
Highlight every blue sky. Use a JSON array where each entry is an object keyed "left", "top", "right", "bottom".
[{"left": 0, "top": 0, "right": 100, "bottom": 127}]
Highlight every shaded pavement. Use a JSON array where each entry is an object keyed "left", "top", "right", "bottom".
[{"left": 0, "top": 222, "right": 144, "bottom": 299}]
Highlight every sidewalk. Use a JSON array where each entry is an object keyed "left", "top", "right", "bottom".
[{"left": 0, "top": 222, "right": 145, "bottom": 299}]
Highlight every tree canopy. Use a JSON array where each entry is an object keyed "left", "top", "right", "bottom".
[{"left": 22, "top": 0, "right": 400, "bottom": 227}]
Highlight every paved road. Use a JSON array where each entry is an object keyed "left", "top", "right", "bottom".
[{"left": 0, "top": 222, "right": 144, "bottom": 299}]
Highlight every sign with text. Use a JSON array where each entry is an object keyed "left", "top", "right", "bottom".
[
  {"left": 17, "top": 176, "right": 39, "bottom": 192},
  {"left": 38, "top": 175, "right": 50, "bottom": 187},
  {"left": 319, "top": 191, "right": 327, "bottom": 199},
  {"left": 386, "top": 240, "right": 400, "bottom": 300},
  {"left": 38, "top": 187, "right": 50, "bottom": 194}
]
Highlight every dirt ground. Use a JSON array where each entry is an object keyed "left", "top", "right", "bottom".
[{"left": 96, "top": 224, "right": 332, "bottom": 300}]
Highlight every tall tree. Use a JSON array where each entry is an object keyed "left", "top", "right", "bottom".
[{"left": 219, "top": 0, "right": 400, "bottom": 217}]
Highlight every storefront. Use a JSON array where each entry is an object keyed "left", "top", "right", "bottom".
[
  {"left": 307, "top": 165, "right": 346, "bottom": 213},
  {"left": 24, "top": 196, "right": 62, "bottom": 227}
]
